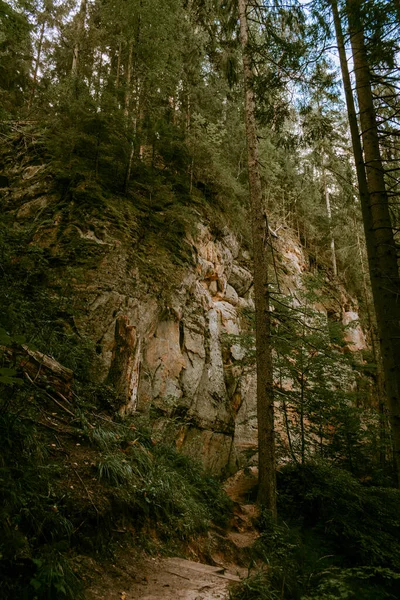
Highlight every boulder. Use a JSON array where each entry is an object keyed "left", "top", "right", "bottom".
[{"left": 228, "top": 264, "right": 253, "bottom": 296}]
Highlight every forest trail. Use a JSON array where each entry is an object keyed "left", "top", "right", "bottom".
[
  {"left": 86, "top": 555, "right": 245, "bottom": 600},
  {"left": 86, "top": 473, "right": 258, "bottom": 600}
]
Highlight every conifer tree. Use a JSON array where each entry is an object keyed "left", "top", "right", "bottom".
[
  {"left": 330, "top": 0, "right": 400, "bottom": 483},
  {"left": 238, "top": 0, "right": 277, "bottom": 515},
  {"left": 0, "top": 0, "right": 32, "bottom": 117}
]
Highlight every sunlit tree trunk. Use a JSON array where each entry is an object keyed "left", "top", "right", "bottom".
[
  {"left": 323, "top": 168, "right": 337, "bottom": 277},
  {"left": 72, "top": 0, "right": 87, "bottom": 75},
  {"left": 238, "top": 0, "right": 277, "bottom": 515},
  {"left": 29, "top": 20, "right": 45, "bottom": 109}
]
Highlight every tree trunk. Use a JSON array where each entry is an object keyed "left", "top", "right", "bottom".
[
  {"left": 299, "top": 372, "right": 305, "bottom": 464},
  {"left": 124, "top": 41, "right": 134, "bottom": 118},
  {"left": 29, "top": 20, "right": 45, "bottom": 109},
  {"left": 347, "top": 0, "right": 400, "bottom": 483},
  {"left": 356, "top": 223, "right": 387, "bottom": 468},
  {"left": 71, "top": 0, "right": 87, "bottom": 75},
  {"left": 116, "top": 41, "right": 122, "bottom": 89},
  {"left": 323, "top": 167, "right": 337, "bottom": 277},
  {"left": 238, "top": 0, "right": 277, "bottom": 515},
  {"left": 331, "top": 0, "right": 400, "bottom": 482},
  {"left": 124, "top": 145, "right": 134, "bottom": 194}
]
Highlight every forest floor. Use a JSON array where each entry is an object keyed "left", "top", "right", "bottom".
[
  {"left": 85, "top": 553, "right": 244, "bottom": 600},
  {"left": 84, "top": 472, "right": 259, "bottom": 600}
]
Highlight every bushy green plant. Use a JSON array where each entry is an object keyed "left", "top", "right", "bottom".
[
  {"left": 97, "top": 454, "right": 137, "bottom": 486},
  {"left": 230, "top": 570, "right": 280, "bottom": 600},
  {"left": 0, "top": 411, "right": 79, "bottom": 599},
  {"left": 154, "top": 445, "right": 233, "bottom": 527},
  {"left": 30, "top": 550, "right": 83, "bottom": 600},
  {"left": 278, "top": 462, "right": 400, "bottom": 570},
  {"left": 93, "top": 432, "right": 232, "bottom": 539},
  {"left": 231, "top": 462, "right": 400, "bottom": 600},
  {"left": 303, "top": 566, "right": 400, "bottom": 600}
]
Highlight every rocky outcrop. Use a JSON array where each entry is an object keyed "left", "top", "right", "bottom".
[
  {"left": 4, "top": 169, "right": 368, "bottom": 475},
  {"left": 342, "top": 310, "right": 367, "bottom": 352}
]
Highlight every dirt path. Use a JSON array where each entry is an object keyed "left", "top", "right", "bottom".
[
  {"left": 86, "top": 554, "right": 246, "bottom": 600},
  {"left": 86, "top": 471, "right": 257, "bottom": 599}
]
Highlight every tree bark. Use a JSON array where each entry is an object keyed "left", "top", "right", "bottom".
[
  {"left": 238, "top": 0, "right": 277, "bottom": 515},
  {"left": 331, "top": 0, "right": 400, "bottom": 482},
  {"left": 347, "top": 0, "right": 400, "bottom": 483},
  {"left": 124, "top": 41, "right": 134, "bottom": 118},
  {"left": 355, "top": 223, "right": 386, "bottom": 465},
  {"left": 116, "top": 41, "right": 122, "bottom": 89},
  {"left": 1, "top": 345, "right": 73, "bottom": 400}
]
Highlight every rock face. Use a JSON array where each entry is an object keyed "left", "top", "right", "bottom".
[
  {"left": 5, "top": 171, "right": 367, "bottom": 476},
  {"left": 133, "top": 224, "right": 254, "bottom": 474},
  {"left": 342, "top": 311, "right": 367, "bottom": 352}
]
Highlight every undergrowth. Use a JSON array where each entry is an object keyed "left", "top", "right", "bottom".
[
  {"left": 231, "top": 462, "right": 400, "bottom": 600},
  {"left": 0, "top": 397, "right": 82, "bottom": 600},
  {"left": 0, "top": 207, "right": 232, "bottom": 598},
  {"left": 90, "top": 420, "right": 232, "bottom": 539},
  {"left": 0, "top": 374, "right": 233, "bottom": 600}
]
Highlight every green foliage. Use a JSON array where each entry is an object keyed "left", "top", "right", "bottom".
[
  {"left": 0, "top": 221, "right": 97, "bottom": 379},
  {"left": 230, "top": 570, "right": 280, "bottom": 600},
  {"left": 0, "top": 0, "right": 32, "bottom": 118},
  {"left": 272, "top": 281, "right": 373, "bottom": 470},
  {"left": 225, "top": 275, "right": 384, "bottom": 476},
  {"left": 278, "top": 462, "right": 400, "bottom": 570},
  {"left": 303, "top": 566, "right": 400, "bottom": 600},
  {"left": 0, "top": 2, "right": 398, "bottom": 598},
  {"left": 153, "top": 445, "right": 233, "bottom": 528},
  {"left": 0, "top": 410, "right": 79, "bottom": 599},
  {"left": 97, "top": 453, "right": 139, "bottom": 486},
  {"left": 231, "top": 463, "right": 400, "bottom": 600},
  {"left": 91, "top": 422, "right": 233, "bottom": 539},
  {"left": 43, "top": 77, "right": 131, "bottom": 189},
  {"left": 30, "top": 551, "right": 83, "bottom": 600},
  {"left": 0, "top": 397, "right": 232, "bottom": 598}
]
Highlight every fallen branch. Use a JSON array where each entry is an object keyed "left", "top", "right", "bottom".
[
  {"left": 72, "top": 467, "right": 99, "bottom": 516},
  {"left": 24, "top": 372, "right": 75, "bottom": 417}
]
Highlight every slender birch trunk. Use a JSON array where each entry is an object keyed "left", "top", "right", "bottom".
[
  {"left": 238, "top": 0, "right": 277, "bottom": 515},
  {"left": 323, "top": 167, "right": 337, "bottom": 277},
  {"left": 29, "top": 20, "right": 45, "bottom": 109},
  {"left": 72, "top": 0, "right": 87, "bottom": 75}
]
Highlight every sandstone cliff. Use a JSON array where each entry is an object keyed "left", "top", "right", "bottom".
[{"left": 1, "top": 159, "right": 367, "bottom": 475}]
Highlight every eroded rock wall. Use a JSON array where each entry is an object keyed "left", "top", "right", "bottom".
[
  {"left": 3, "top": 168, "right": 368, "bottom": 475},
  {"left": 91, "top": 223, "right": 367, "bottom": 474}
]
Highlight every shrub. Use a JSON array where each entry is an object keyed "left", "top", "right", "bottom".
[
  {"left": 0, "top": 412, "right": 79, "bottom": 600},
  {"left": 93, "top": 438, "right": 233, "bottom": 540},
  {"left": 231, "top": 462, "right": 400, "bottom": 600},
  {"left": 278, "top": 462, "right": 400, "bottom": 570}
]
